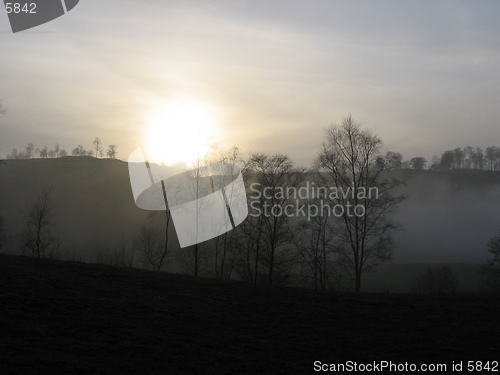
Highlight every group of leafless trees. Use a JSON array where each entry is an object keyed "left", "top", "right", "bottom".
[
  {"left": 17, "top": 188, "right": 62, "bottom": 259},
  {"left": 382, "top": 146, "right": 500, "bottom": 172},
  {"left": 3, "top": 103, "right": 500, "bottom": 292},
  {"left": 0, "top": 186, "right": 62, "bottom": 259},
  {"left": 411, "top": 228, "right": 500, "bottom": 294},
  {"left": 430, "top": 146, "right": 500, "bottom": 171},
  {"left": 411, "top": 265, "right": 459, "bottom": 294},
  {"left": 5, "top": 137, "right": 118, "bottom": 160},
  {"left": 129, "top": 116, "right": 405, "bottom": 292},
  {"left": 481, "top": 230, "right": 500, "bottom": 292},
  {"left": 384, "top": 152, "right": 427, "bottom": 170}
]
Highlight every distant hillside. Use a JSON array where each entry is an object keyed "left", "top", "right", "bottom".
[
  {"left": 1, "top": 157, "right": 499, "bottom": 266},
  {"left": 0, "top": 254, "right": 499, "bottom": 374},
  {"left": 0, "top": 157, "right": 155, "bottom": 261}
]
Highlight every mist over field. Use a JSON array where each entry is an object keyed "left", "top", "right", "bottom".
[
  {"left": 1, "top": 157, "right": 498, "bottom": 293},
  {"left": 391, "top": 169, "right": 500, "bottom": 263}
]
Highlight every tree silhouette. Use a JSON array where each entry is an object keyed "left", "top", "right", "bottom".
[
  {"left": 385, "top": 151, "right": 403, "bottom": 170},
  {"left": 410, "top": 157, "right": 426, "bottom": 170},
  {"left": 210, "top": 147, "right": 244, "bottom": 280},
  {"left": 246, "top": 153, "right": 305, "bottom": 285},
  {"left": 439, "top": 150, "right": 455, "bottom": 170},
  {"left": 481, "top": 229, "right": 500, "bottom": 292},
  {"left": 39, "top": 147, "right": 48, "bottom": 159},
  {"left": 72, "top": 145, "right": 87, "bottom": 156},
  {"left": 412, "top": 265, "right": 459, "bottom": 294},
  {"left": 317, "top": 115, "right": 404, "bottom": 292},
  {"left": 485, "top": 146, "right": 500, "bottom": 171},
  {"left": 18, "top": 188, "right": 61, "bottom": 258},
  {"left": 134, "top": 222, "right": 167, "bottom": 271},
  {"left": 292, "top": 198, "right": 335, "bottom": 290},
  {"left": 92, "top": 137, "right": 102, "bottom": 158},
  {"left": 106, "top": 144, "right": 118, "bottom": 159},
  {"left": 0, "top": 216, "right": 7, "bottom": 251}
]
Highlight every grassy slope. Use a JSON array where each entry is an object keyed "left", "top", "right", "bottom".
[
  {"left": 362, "top": 263, "right": 484, "bottom": 293},
  {"left": 1, "top": 254, "right": 499, "bottom": 374}
]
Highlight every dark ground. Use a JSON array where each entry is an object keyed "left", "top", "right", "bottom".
[{"left": 0, "top": 254, "right": 498, "bottom": 374}]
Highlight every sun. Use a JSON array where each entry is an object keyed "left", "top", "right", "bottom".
[{"left": 144, "top": 100, "right": 218, "bottom": 166}]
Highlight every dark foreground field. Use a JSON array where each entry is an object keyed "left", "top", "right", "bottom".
[{"left": 0, "top": 254, "right": 498, "bottom": 374}]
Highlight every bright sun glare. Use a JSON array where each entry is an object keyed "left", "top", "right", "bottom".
[{"left": 145, "top": 100, "right": 217, "bottom": 166}]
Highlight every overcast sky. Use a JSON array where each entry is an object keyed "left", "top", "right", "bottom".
[{"left": 1, "top": 0, "right": 500, "bottom": 166}]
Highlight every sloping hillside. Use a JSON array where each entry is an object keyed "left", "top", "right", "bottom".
[
  {"left": 0, "top": 157, "right": 158, "bottom": 261},
  {"left": 0, "top": 254, "right": 499, "bottom": 374}
]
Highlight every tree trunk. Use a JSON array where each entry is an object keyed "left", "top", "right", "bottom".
[
  {"left": 156, "top": 210, "right": 170, "bottom": 272},
  {"left": 268, "top": 247, "right": 274, "bottom": 285},
  {"left": 194, "top": 244, "right": 199, "bottom": 277},
  {"left": 355, "top": 271, "right": 362, "bottom": 293},
  {"left": 220, "top": 233, "right": 227, "bottom": 279}
]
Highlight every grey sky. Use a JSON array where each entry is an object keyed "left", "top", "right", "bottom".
[{"left": 1, "top": 0, "right": 499, "bottom": 166}]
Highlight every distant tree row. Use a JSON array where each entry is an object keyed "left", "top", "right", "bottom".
[
  {"left": 384, "top": 152, "right": 427, "bottom": 170},
  {"left": 5, "top": 137, "right": 118, "bottom": 160},
  {"left": 430, "top": 146, "right": 500, "bottom": 171},
  {"left": 384, "top": 146, "right": 500, "bottom": 172},
  {"left": 411, "top": 265, "right": 459, "bottom": 294}
]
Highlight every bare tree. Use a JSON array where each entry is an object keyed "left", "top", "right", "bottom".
[
  {"left": 317, "top": 115, "right": 405, "bottom": 292},
  {"left": 72, "top": 145, "right": 87, "bottom": 156},
  {"left": 25, "top": 143, "right": 34, "bottom": 159},
  {"left": 463, "top": 145, "right": 473, "bottom": 169},
  {"left": 246, "top": 153, "right": 305, "bottom": 285},
  {"left": 412, "top": 265, "right": 459, "bottom": 294},
  {"left": 0, "top": 216, "right": 8, "bottom": 251},
  {"left": 134, "top": 223, "right": 167, "bottom": 271},
  {"left": 171, "top": 143, "right": 217, "bottom": 277},
  {"left": 480, "top": 229, "right": 500, "bottom": 292},
  {"left": 292, "top": 203, "right": 335, "bottom": 290},
  {"left": 210, "top": 146, "right": 244, "bottom": 280},
  {"left": 485, "top": 146, "right": 500, "bottom": 171},
  {"left": 385, "top": 151, "right": 403, "bottom": 170},
  {"left": 54, "top": 144, "right": 60, "bottom": 158},
  {"left": 234, "top": 213, "right": 263, "bottom": 283},
  {"left": 106, "top": 144, "right": 118, "bottom": 159},
  {"left": 7, "top": 148, "right": 18, "bottom": 160},
  {"left": 18, "top": 188, "right": 61, "bottom": 258},
  {"left": 39, "top": 146, "right": 48, "bottom": 158},
  {"left": 410, "top": 157, "right": 427, "bottom": 170},
  {"left": 471, "top": 147, "right": 484, "bottom": 169},
  {"left": 439, "top": 150, "right": 455, "bottom": 170},
  {"left": 453, "top": 147, "right": 464, "bottom": 169},
  {"left": 0, "top": 99, "right": 6, "bottom": 115},
  {"left": 92, "top": 137, "right": 102, "bottom": 158}
]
